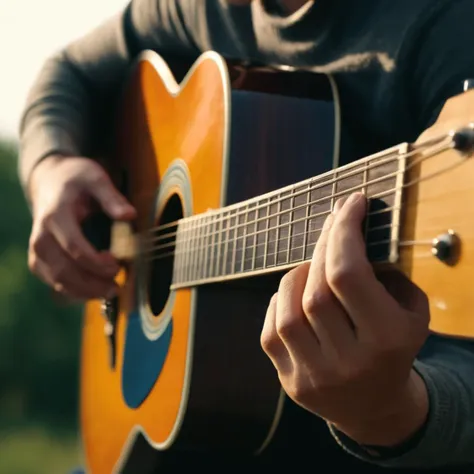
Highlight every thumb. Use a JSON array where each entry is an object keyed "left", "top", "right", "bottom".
[{"left": 88, "top": 174, "right": 136, "bottom": 220}]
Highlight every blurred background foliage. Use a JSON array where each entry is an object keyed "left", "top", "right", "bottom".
[{"left": 0, "top": 140, "right": 83, "bottom": 473}]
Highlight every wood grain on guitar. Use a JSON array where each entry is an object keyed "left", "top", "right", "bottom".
[{"left": 79, "top": 50, "right": 474, "bottom": 474}]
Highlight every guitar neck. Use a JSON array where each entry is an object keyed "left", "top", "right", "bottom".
[{"left": 170, "top": 142, "right": 410, "bottom": 289}]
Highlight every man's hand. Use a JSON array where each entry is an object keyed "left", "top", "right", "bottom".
[
  {"left": 261, "top": 192, "right": 430, "bottom": 447},
  {"left": 28, "top": 155, "right": 136, "bottom": 301}
]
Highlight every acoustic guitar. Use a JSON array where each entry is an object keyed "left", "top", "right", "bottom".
[{"left": 80, "top": 50, "right": 474, "bottom": 473}]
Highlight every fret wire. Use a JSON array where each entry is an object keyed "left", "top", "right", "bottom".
[
  {"left": 209, "top": 214, "right": 217, "bottom": 279},
  {"left": 184, "top": 219, "right": 191, "bottom": 283},
  {"left": 251, "top": 201, "right": 258, "bottom": 271},
  {"left": 302, "top": 182, "right": 310, "bottom": 261},
  {"left": 173, "top": 222, "right": 181, "bottom": 284},
  {"left": 203, "top": 215, "right": 211, "bottom": 280},
  {"left": 180, "top": 221, "right": 192, "bottom": 281},
  {"left": 275, "top": 195, "right": 282, "bottom": 268},
  {"left": 231, "top": 210, "right": 237, "bottom": 275},
  {"left": 185, "top": 219, "right": 195, "bottom": 281},
  {"left": 181, "top": 220, "right": 187, "bottom": 284},
  {"left": 180, "top": 221, "right": 188, "bottom": 283},
  {"left": 222, "top": 211, "right": 230, "bottom": 276},
  {"left": 189, "top": 219, "right": 196, "bottom": 281},
  {"left": 240, "top": 204, "right": 249, "bottom": 273},
  {"left": 286, "top": 187, "right": 295, "bottom": 264},
  {"left": 263, "top": 198, "right": 270, "bottom": 269},
  {"left": 196, "top": 215, "right": 205, "bottom": 281},
  {"left": 331, "top": 168, "right": 337, "bottom": 213},
  {"left": 363, "top": 159, "right": 369, "bottom": 196},
  {"left": 172, "top": 223, "right": 178, "bottom": 284},
  {"left": 363, "top": 157, "right": 370, "bottom": 240},
  {"left": 215, "top": 214, "right": 223, "bottom": 278}
]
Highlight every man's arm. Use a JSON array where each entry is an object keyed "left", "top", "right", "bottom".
[
  {"left": 329, "top": 335, "right": 474, "bottom": 469},
  {"left": 18, "top": 0, "right": 199, "bottom": 195},
  {"left": 327, "top": 0, "right": 474, "bottom": 468}
]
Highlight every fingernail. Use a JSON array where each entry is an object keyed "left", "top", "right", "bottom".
[
  {"left": 346, "top": 192, "right": 364, "bottom": 206},
  {"left": 114, "top": 203, "right": 130, "bottom": 213},
  {"left": 323, "top": 213, "right": 334, "bottom": 229}
]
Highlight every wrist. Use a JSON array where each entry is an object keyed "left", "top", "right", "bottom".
[
  {"left": 28, "top": 154, "right": 66, "bottom": 199},
  {"left": 332, "top": 370, "right": 429, "bottom": 448}
]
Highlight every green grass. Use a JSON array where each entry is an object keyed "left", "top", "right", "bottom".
[{"left": 0, "top": 427, "right": 82, "bottom": 474}]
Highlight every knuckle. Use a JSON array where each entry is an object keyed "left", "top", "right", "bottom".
[
  {"left": 287, "top": 373, "right": 320, "bottom": 403},
  {"left": 336, "top": 359, "right": 364, "bottom": 383},
  {"left": 63, "top": 239, "right": 82, "bottom": 259},
  {"left": 88, "top": 169, "right": 108, "bottom": 188},
  {"left": 278, "top": 270, "right": 294, "bottom": 294},
  {"left": 276, "top": 311, "right": 301, "bottom": 340},
  {"left": 40, "top": 211, "right": 57, "bottom": 229},
  {"left": 53, "top": 282, "right": 66, "bottom": 295},
  {"left": 327, "top": 263, "right": 358, "bottom": 291},
  {"left": 30, "top": 231, "right": 48, "bottom": 256},
  {"left": 260, "top": 327, "right": 279, "bottom": 355},
  {"left": 287, "top": 383, "right": 309, "bottom": 404},
  {"left": 51, "top": 263, "right": 68, "bottom": 284},
  {"left": 302, "top": 288, "right": 333, "bottom": 317},
  {"left": 261, "top": 294, "right": 279, "bottom": 353},
  {"left": 368, "top": 329, "right": 406, "bottom": 359},
  {"left": 27, "top": 251, "right": 40, "bottom": 274}
]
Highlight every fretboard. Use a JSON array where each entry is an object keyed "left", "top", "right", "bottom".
[{"left": 169, "top": 143, "right": 407, "bottom": 289}]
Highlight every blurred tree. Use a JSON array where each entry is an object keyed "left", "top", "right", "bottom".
[{"left": 0, "top": 140, "right": 82, "bottom": 431}]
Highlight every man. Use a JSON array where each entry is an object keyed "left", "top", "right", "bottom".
[{"left": 18, "top": 0, "right": 474, "bottom": 471}]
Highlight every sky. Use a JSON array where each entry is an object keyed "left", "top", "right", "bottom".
[{"left": 0, "top": 0, "right": 128, "bottom": 140}]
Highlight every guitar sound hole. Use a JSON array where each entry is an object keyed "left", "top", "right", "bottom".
[{"left": 147, "top": 193, "right": 183, "bottom": 316}]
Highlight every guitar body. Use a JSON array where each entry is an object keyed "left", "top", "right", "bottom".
[
  {"left": 80, "top": 50, "right": 474, "bottom": 473},
  {"left": 80, "top": 52, "right": 341, "bottom": 473}
]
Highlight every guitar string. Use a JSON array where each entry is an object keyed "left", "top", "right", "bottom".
[
  {"left": 146, "top": 149, "right": 466, "bottom": 271},
  {"left": 136, "top": 130, "right": 454, "bottom": 241},
  {"left": 138, "top": 135, "right": 451, "bottom": 249},
  {"left": 146, "top": 206, "right": 396, "bottom": 255},
  {"left": 169, "top": 247, "right": 446, "bottom": 289},
  {"left": 138, "top": 145, "right": 403, "bottom": 243},
  {"left": 146, "top": 220, "right": 395, "bottom": 255},
  {"left": 165, "top": 238, "right": 433, "bottom": 274},
  {"left": 140, "top": 135, "right": 454, "bottom": 255},
  {"left": 142, "top": 200, "right": 394, "bottom": 252}
]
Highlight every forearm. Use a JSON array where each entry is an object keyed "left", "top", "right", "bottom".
[
  {"left": 18, "top": 6, "right": 138, "bottom": 194},
  {"left": 19, "top": 52, "right": 93, "bottom": 194},
  {"left": 328, "top": 334, "right": 474, "bottom": 469}
]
